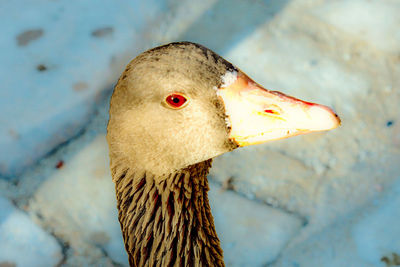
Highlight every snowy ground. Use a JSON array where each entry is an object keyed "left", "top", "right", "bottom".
[{"left": 1, "top": 0, "right": 399, "bottom": 266}]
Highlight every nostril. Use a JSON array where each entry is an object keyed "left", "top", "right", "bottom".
[{"left": 264, "top": 109, "right": 279, "bottom": 115}]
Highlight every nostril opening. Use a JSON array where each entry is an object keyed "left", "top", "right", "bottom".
[{"left": 264, "top": 109, "right": 278, "bottom": 115}]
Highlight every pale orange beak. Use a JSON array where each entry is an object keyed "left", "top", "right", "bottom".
[{"left": 217, "top": 71, "right": 341, "bottom": 146}]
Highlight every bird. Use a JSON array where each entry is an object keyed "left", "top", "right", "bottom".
[{"left": 106, "top": 42, "right": 340, "bottom": 267}]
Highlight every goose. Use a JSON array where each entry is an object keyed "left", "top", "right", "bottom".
[{"left": 107, "top": 42, "right": 340, "bottom": 266}]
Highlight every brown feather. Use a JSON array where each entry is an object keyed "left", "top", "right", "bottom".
[{"left": 114, "top": 159, "right": 224, "bottom": 267}]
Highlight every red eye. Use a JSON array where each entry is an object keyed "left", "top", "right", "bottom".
[{"left": 165, "top": 93, "right": 188, "bottom": 109}]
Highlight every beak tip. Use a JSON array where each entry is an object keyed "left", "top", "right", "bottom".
[
  {"left": 308, "top": 105, "right": 341, "bottom": 131},
  {"left": 334, "top": 113, "right": 342, "bottom": 127}
]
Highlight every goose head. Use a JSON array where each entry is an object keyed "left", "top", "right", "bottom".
[{"left": 107, "top": 42, "right": 340, "bottom": 179}]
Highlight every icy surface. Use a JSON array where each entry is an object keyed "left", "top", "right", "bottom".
[
  {"left": 352, "top": 179, "right": 400, "bottom": 265},
  {"left": 29, "top": 135, "right": 302, "bottom": 266},
  {"left": 29, "top": 135, "right": 128, "bottom": 266},
  {"left": 1, "top": 0, "right": 400, "bottom": 266},
  {"left": 272, "top": 178, "right": 400, "bottom": 267},
  {"left": 0, "top": 196, "right": 62, "bottom": 267},
  {"left": 0, "top": 0, "right": 167, "bottom": 178},
  {"left": 210, "top": 185, "right": 303, "bottom": 266},
  {"left": 311, "top": 0, "right": 400, "bottom": 53},
  {"left": 211, "top": 0, "right": 400, "bottom": 243}
]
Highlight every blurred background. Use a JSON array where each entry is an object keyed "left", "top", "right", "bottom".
[{"left": 1, "top": 0, "right": 399, "bottom": 266}]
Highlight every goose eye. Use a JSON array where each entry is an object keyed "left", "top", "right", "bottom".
[{"left": 165, "top": 93, "right": 188, "bottom": 109}]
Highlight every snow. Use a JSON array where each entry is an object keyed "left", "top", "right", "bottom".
[
  {"left": 29, "top": 135, "right": 303, "bottom": 266},
  {"left": 210, "top": 185, "right": 303, "bottom": 266},
  {"left": 0, "top": 0, "right": 167, "bottom": 178},
  {"left": 29, "top": 135, "right": 129, "bottom": 266},
  {"left": 0, "top": 196, "right": 63, "bottom": 267},
  {"left": 311, "top": 0, "right": 400, "bottom": 54},
  {"left": 352, "top": 179, "right": 400, "bottom": 265},
  {"left": 0, "top": 0, "right": 399, "bottom": 266},
  {"left": 271, "top": 177, "right": 400, "bottom": 267}
]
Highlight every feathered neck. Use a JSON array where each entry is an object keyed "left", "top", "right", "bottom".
[{"left": 113, "top": 159, "right": 224, "bottom": 267}]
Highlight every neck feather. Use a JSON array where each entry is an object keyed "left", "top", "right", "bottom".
[{"left": 113, "top": 159, "right": 224, "bottom": 267}]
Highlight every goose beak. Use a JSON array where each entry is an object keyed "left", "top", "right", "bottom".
[{"left": 217, "top": 71, "right": 341, "bottom": 147}]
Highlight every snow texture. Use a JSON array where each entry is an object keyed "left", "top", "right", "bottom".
[
  {"left": 1, "top": 0, "right": 400, "bottom": 266},
  {"left": 272, "top": 177, "right": 400, "bottom": 267},
  {"left": 29, "top": 135, "right": 303, "bottom": 266},
  {"left": 210, "top": 185, "right": 303, "bottom": 266},
  {"left": 0, "top": 196, "right": 63, "bottom": 267},
  {"left": 0, "top": 0, "right": 167, "bottom": 178},
  {"left": 29, "top": 136, "right": 129, "bottom": 266}
]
